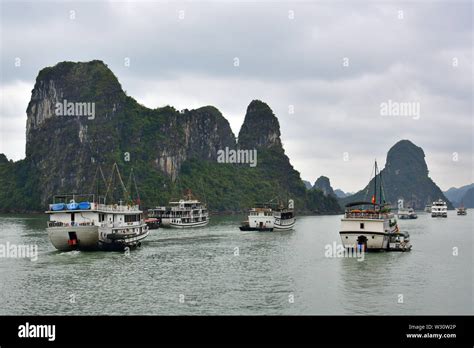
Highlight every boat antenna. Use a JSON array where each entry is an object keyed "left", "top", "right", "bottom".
[
  {"left": 104, "top": 163, "right": 129, "bottom": 204},
  {"left": 89, "top": 164, "right": 108, "bottom": 203},
  {"left": 379, "top": 169, "right": 387, "bottom": 206},
  {"left": 89, "top": 166, "right": 99, "bottom": 198},
  {"left": 363, "top": 163, "right": 375, "bottom": 202},
  {"left": 115, "top": 163, "right": 129, "bottom": 203},
  {"left": 104, "top": 165, "right": 115, "bottom": 204},
  {"left": 99, "top": 165, "right": 107, "bottom": 197},
  {"left": 126, "top": 168, "right": 141, "bottom": 206}
]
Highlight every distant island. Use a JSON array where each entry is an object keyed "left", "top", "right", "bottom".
[
  {"left": 444, "top": 184, "right": 474, "bottom": 208},
  {"left": 340, "top": 140, "right": 453, "bottom": 210}
]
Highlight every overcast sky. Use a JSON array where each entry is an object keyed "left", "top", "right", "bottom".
[{"left": 0, "top": 0, "right": 472, "bottom": 192}]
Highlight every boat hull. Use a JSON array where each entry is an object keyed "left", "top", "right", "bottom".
[
  {"left": 47, "top": 225, "right": 99, "bottom": 251},
  {"left": 168, "top": 220, "right": 209, "bottom": 229},
  {"left": 48, "top": 225, "right": 150, "bottom": 251},
  {"left": 98, "top": 228, "right": 149, "bottom": 251},
  {"left": 431, "top": 213, "right": 447, "bottom": 218},
  {"left": 398, "top": 215, "right": 418, "bottom": 219},
  {"left": 239, "top": 226, "right": 273, "bottom": 232},
  {"left": 273, "top": 218, "right": 296, "bottom": 231},
  {"left": 339, "top": 231, "right": 390, "bottom": 251}
]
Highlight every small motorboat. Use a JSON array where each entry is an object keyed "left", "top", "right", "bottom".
[{"left": 145, "top": 217, "right": 160, "bottom": 230}]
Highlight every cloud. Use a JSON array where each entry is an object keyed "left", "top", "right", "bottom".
[{"left": 0, "top": 80, "right": 31, "bottom": 160}]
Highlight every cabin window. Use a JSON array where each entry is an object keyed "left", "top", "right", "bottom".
[
  {"left": 125, "top": 214, "right": 139, "bottom": 223},
  {"left": 360, "top": 223, "right": 365, "bottom": 229},
  {"left": 372, "top": 236, "right": 375, "bottom": 239}
]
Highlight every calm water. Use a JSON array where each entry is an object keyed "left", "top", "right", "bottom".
[{"left": 0, "top": 212, "right": 472, "bottom": 315}]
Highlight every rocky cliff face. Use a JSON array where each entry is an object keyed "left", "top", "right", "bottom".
[
  {"left": 238, "top": 100, "right": 282, "bottom": 150},
  {"left": 23, "top": 61, "right": 236, "bottom": 206},
  {"left": 341, "top": 140, "right": 452, "bottom": 210},
  {"left": 26, "top": 60, "right": 125, "bottom": 144},
  {"left": 237, "top": 100, "right": 306, "bottom": 200},
  {"left": 313, "top": 176, "right": 336, "bottom": 197},
  {"left": 1, "top": 60, "right": 341, "bottom": 213},
  {"left": 149, "top": 106, "right": 236, "bottom": 180}
]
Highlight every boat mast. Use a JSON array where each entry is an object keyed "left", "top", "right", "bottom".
[
  {"left": 373, "top": 160, "right": 377, "bottom": 207},
  {"left": 379, "top": 165, "right": 382, "bottom": 206}
]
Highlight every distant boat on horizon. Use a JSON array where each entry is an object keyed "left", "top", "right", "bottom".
[
  {"left": 397, "top": 199, "right": 418, "bottom": 219},
  {"left": 148, "top": 189, "right": 209, "bottom": 228},
  {"left": 240, "top": 199, "right": 296, "bottom": 232},
  {"left": 431, "top": 199, "right": 448, "bottom": 218}
]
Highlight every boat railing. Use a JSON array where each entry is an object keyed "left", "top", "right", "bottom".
[
  {"left": 101, "top": 221, "right": 142, "bottom": 228},
  {"left": 48, "top": 202, "right": 97, "bottom": 211},
  {"left": 169, "top": 206, "right": 198, "bottom": 212},
  {"left": 96, "top": 204, "right": 140, "bottom": 212},
  {"left": 48, "top": 221, "right": 95, "bottom": 227},
  {"left": 344, "top": 212, "right": 383, "bottom": 219},
  {"left": 51, "top": 194, "right": 102, "bottom": 204}
]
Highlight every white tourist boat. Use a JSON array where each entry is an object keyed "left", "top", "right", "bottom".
[
  {"left": 431, "top": 199, "right": 448, "bottom": 218},
  {"left": 239, "top": 206, "right": 274, "bottom": 231},
  {"left": 46, "top": 195, "right": 149, "bottom": 251},
  {"left": 339, "top": 161, "right": 411, "bottom": 251},
  {"left": 273, "top": 199, "right": 296, "bottom": 231},
  {"left": 397, "top": 199, "right": 417, "bottom": 219},
  {"left": 240, "top": 199, "right": 295, "bottom": 231},
  {"left": 148, "top": 190, "right": 209, "bottom": 228},
  {"left": 46, "top": 164, "right": 149, "bottom": 251}
]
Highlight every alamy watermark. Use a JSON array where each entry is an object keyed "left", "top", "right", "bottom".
[
  {"left": 217, "top": 147, "right": 257, "bottom": 167},
  {"left": 324, "top": 242, "right": 365, "bottom": 262},
  {"left": 18, "top": 322, "right": 55, "bottom": 341},
  {"left": 380, "top": 99, "right": 420, "bottom": 120},
  {"left": 0, "top": 242, "right": 38, "bottom": 261},
  {"left": 55, "top": 99, "right": 95, "bottom": 120}
]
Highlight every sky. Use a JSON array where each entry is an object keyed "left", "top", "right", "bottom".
[{"left": 0, "top": 0, "right": 472, "bottom": 192}]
